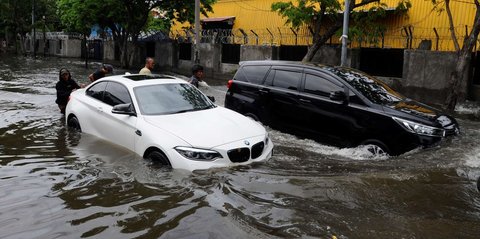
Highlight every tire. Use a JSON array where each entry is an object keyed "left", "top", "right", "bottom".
[
  {"left": 244, "top": 113, "right": 260, "bottom": 122},
  {"left": 67, "top": 115, "right": 81, "bottom": 132},
  {"left": 146, "top": 150, "right": 172, "bottom": 167},
  {"left": 360, "top": 140, "right": 390, "bottom": 156}
]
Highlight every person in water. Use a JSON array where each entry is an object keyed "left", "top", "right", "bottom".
[
  {"left": 55, "top": 68, "right": 82, "bottom": 114},
  {"left": 88, "top": 64, "right": 113, "bottom": 82}
]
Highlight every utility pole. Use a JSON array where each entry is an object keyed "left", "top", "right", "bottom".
[
  {"left": 194, "top": 0, "right": 200, "bottom": 63},
  {"left": 32, "top": 0, "right": 36, "bottom": 58},
  {"left": 43, "top": 15, "right": 46, "bottom": 57},
  {"left": 340, "top": 0, "right": 349, "bottom": 67}
]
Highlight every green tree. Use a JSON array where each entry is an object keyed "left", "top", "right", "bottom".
[
  {"left": 57, "top": 0, "right": 215, "bottom": 68},
  {"left": 271, "top": 0, "right": 411, "bottom": 62},
  {"left": 0, "top": 0, "right": 59, "bottom": 54},
  {"left": 432, "top": 0, "right": 480, "bottom": 111}
]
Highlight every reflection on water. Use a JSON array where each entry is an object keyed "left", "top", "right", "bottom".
[{"left": 1, "top": 56, "right": 480, "bottom": 238}]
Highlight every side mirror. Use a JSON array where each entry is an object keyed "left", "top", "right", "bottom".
[
  {"left": 329, "top": 90, "right": 347, "bottom": 103},
  {"left": 112, "top": 103, "right": 136, "bottom": 116},
  {"left": 207, "top": 96, "right": 216, "bottom": 103}
]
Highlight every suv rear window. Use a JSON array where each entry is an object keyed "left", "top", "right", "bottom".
[{"left": 235, "top": 65, "right": 270, "bottom": 84}]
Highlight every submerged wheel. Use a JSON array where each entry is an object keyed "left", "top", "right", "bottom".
[
  {"left": 245, "top": 112, "right": 266, "bottom": 126},
  {"left": 244, "top": 112, "right": 259, "bottom": 121},
  {"left": 361, "top": 140, "right": 390, "bottom": 156},
  {"left": 365, "top": 144, "right": 387, "bottom": 155},
  {"left": 67, "top": 115, "right": 81, "bottom": 132},
  {"left": 146, "top": 150, "right": 172, "bottom": 167}
]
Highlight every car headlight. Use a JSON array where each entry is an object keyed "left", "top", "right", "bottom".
[
  {"left": 392, "top": 117, "right": 445, "bottom": 137},
  {"left": 174, "top": 146, "right": 223, "bottom": 161}
]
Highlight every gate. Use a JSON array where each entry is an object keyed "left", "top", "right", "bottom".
[
  {"left": 359, "top": 48, "right": 404, "bottom": 77},
  {"left": 179, "top": 43, "right": 192, "bottom": 60},
  {"left": 471, "top": 51, "right": 480, "bottom": 85},
  {"left": 279, "top": 45, "right": 308, "bottom": 61},
  {"left": 221, "top": 44, "right": 240, "bottom": 64},
  {"left": 81, "top": 40, "right": 104, "bottom": 60}
]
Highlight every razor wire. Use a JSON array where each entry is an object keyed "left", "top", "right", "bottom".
[{"left": 170, "top": 25, "right": 480, "bottom": 52}]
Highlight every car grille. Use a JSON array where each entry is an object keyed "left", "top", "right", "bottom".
[
  {"left": 227, "top": 147, "right": 250, "bottom": 163},
  {"left": 251, "top": 141, "right": 265, "bottom": 159}
]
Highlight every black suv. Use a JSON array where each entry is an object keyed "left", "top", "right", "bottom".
[{"left": 225, "top": 60, "right": 459, "bottom": 155}]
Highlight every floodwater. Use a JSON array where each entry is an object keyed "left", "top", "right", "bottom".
[{"left": 1, "top": 56, "right": 480, "bottom": 239}]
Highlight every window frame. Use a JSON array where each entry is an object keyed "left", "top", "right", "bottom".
[
  {"left": 265, "top": 66, "right": 303, "bottom": 91},
  {"left": 103, "top": 81, "right": 133, "bottom": 107},
  {"left": 85, "top": 81, "right": 108, "bottom": 102}
]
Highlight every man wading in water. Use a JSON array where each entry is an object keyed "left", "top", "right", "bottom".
[{"left": 55, "top": 68, "right": 84, "bottom": 114}]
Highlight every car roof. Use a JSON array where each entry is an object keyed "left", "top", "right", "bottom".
[
  {"left": 239, "top": 60, "right": 324, "bottom": 67},
  {"left": 95, "top": 74, "right": 188, "bottom": 88},
  {"left": 239, "top": 60, "right": 359, "bottom": 76}
]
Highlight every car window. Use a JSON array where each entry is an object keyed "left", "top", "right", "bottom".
[
  {"left": 239, "top": 65, "right": 270, "bottom": 84},
  {"left": 272, "top": 70, "right": 301, "bottom": 90},
  {"left": 327, "top": 67, "right": 404, "bottom": 105},
  {"left": 86, "top": 82, "right": 107, "bottom": 101},
  {"left": 304, "top": 74, "right": 342, "bottom": 97},
  {"left": 134, "top": 83, "right": 215, "bottom": 115},
  {"left": 103, "top": 82, "right": 131, "bottom": 106}
]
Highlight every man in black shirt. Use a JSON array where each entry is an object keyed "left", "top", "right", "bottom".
[
  {"left": 55, "top": 68, "right": 82, "bottom": 114},
  {"left": 88, "top": 64, "right": 113, "bottom": 82}
]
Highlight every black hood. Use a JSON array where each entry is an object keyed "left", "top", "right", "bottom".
[{"left": 384, "top": 99, "right": 458, "bottom": 130}]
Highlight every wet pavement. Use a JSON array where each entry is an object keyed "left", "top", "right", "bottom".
[{"left": 1, "top": 56, "right": 480, "bottom": 238}]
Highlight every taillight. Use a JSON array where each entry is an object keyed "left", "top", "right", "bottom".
[{"left": 227, "top": 79, "right": 233, "bottom": 89}]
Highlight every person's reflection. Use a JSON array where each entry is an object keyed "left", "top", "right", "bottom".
[{"left": 54, "top": 117, "right": 80, "bottom": 157}]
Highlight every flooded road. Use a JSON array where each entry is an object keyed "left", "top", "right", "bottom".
[{"left": 1, "top": 56, "right": 480, "bottom": 238}]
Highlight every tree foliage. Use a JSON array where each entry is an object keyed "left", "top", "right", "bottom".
[
  {"left": 57, "top": 0, "right": 216, "bottom": 68},
  {"left": 271, "top": 0, "right": 411, "bottom": 62},
  {"left": 0, "top": 0, "right": 60, "bottom": 54}
]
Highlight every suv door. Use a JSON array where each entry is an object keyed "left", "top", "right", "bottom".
[
  {"left": 299, "top": 70, "right": 362, "bottom": 146},
  {"left": 225, "top": 65, "right": 271, "bottom": 121},
  {"left": 263, "top": 66, "right": 304, "bottom": 129}
]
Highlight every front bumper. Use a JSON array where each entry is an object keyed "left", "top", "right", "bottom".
[{"left": 171, "top": 135, "right": 274, "bottom": 171}]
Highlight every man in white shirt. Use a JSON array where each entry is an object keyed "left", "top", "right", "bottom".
[{"left": 139, "top": 57, "right": 155, "bottom": 75}]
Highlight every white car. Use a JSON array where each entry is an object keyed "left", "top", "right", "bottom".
[{"left": 65, "top": 74, "right": 273, "bottom": 171}]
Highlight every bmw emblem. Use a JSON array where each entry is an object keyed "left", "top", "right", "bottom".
[{"left": 244, "top": 140, "right": 250, "bottom": 146}]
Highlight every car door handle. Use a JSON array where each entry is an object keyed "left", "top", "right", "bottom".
[
  {"left": 299, "top": 98, "right": 311, "bottom": 103},
  {"left": 96, "top": 107, "right": 103, "bottom": 112},
  {"left": 135, "top": 130, "right": 142, "bottom": 136},
  {"left": 259, "top": 89, "right": 269, "bottom": 94}
]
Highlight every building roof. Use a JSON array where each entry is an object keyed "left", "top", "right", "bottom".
[{"left": 201, "top": 16, "right": 235, "bottom": 23}]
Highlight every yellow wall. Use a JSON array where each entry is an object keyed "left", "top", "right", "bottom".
[{"left": 171, "top": 0, "right": 477, "bottom": 51}]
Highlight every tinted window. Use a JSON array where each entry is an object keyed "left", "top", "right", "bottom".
[
  {"left": 104, "top": 82, "right": 131, "bottom": 106},
  {"left": 86, "top": 82, "right": 107, "bottom": 101},
  {"left": 304, "top": 74, "right": 342, "bottom": 97},
  {"left": 134, "top": 83, "right": 215, "bottom": 115},
  {"left": 272, "top": 70, "right": 301, "bottom": 90},
  {"left": 328, "top": 67, "right": 404, "bottom": 105},
  {"left": 240, "top": 65, "right": 270, "bottom": 84}
]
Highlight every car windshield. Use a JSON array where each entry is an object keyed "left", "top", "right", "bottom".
[
  {"left": 329, "top": 67, "right": 404, "bottom": 105},
  {"left": 134, "top": 83, "right": 215, "bottom": 115}
]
